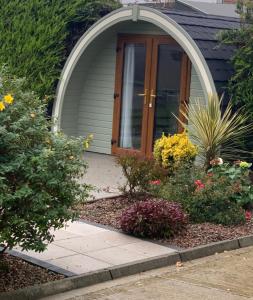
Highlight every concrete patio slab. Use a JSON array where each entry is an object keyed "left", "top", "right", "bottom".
[
  {"left": 119, "top": 241, "right": 176, "bottom": 257},
  {"left": 15, "top": 244, "right": 77, "bottom": 261},
  {"left": 85, "top": 246, "right": 151, "bottom": 265},
  {"left": 80, "top": 152, "right": 125, "bottom": 200},
  {"left": 91, "top": 230, "right": 141, "bottom": 247},
  {"left": 48, "top": 254, "right": 112, "bottom": 274},
  {"left": 14, "top": 221, "right": 177, "bottom": 276},
  {"left": 62, "top": 221, "right": 108, "bottom": 236},
  {"left": 50, "top": 229, "right": 82, "bottom": 241},
  {"left": 54, "top": 236, "right": 114, "bottom": 253}
]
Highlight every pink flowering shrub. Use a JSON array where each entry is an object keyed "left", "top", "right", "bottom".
[
  {"left": 117, "top": 155, "right": 167, "bottom": 196},
  {"left": 186, "top": 179, "right": 246, "bottom": 225},
  {"left": 194, "top": 180, "right": 205, "bottom": 191},
  {"left": 208, "top": 161, "right": 253, "bottom": 208},
  {"left": 119, "top": 199, "right": 188, "bottom": 238},
  {"left": 245, "top": 210, "right": 252, "bottom": 221},
  {"left": 150, "top": 180, "right": 161, "bottom": 186},
  {"left": 153, "top": 163, "right": 248, "bottom": 226}
]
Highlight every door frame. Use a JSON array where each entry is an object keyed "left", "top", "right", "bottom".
[
  {"left": 146, "top": 36, "right": 191, "bottom": 157},
  {"left": 111, "top": 34, "right": 153, "bottom": 156},
  {"left": 112, "top": 34, "right": 191, "bottom": 157}
]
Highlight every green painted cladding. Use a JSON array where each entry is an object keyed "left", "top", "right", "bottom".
[
  {"left": 61, "top": 21, "right": 206, "bottom": 154},
  {"left": 190, "top": 67, "right": 205, "bottom": 101}
]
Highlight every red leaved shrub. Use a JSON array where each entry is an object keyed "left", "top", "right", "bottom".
[{"left": 119, "top": 199, "right": 188, "bottom": 238}]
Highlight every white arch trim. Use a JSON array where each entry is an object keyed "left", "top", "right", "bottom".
[{"left": 52, "top": 5, "right": 216, "bottom": 132}]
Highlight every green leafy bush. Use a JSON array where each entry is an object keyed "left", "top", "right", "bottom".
[
  {"left": 0, "top": 0, "right": 120, "bottom": 100},
  {"left": 186, "top": 180, "right": 245, "bottom": 226},
  {"left": 151, "top": 164, "right": 203, "bottom": 207},
  {"left": 220, "top": 0, "right": 253, "bottom": 152},
  {"left": 117, "top": 155, "right": 167, "bottom": 196},
  {"left": 154, "top": 161, "right": 249, "bottom": 225},
  {"left": 0, "top": 68, "right": 90, "bottom": 253},
  {"left": 208, "top": 161, "right": 253, "bottom": 208},
  {"left": 119, "top": 199, "right": 188, "bottom": 238},
  {"left": 220, "top": 0, "right": 253, "bottom": 116}
]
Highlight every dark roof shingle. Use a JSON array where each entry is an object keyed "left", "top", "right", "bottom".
[{"left": 156, "top": 9, "right": 240, "bottom": 91}]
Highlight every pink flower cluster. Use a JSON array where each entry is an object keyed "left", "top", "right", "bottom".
[
  {"left": 149, "top": 180, "right": 161, "bottom": 185},
  {"left": 245, "top": 210, "right": 252, "bottom": 222},
  {"left": 195, "top": 179, "right": 205, "bottom": 191}
]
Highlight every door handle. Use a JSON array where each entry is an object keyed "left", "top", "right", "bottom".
[
  {"left": 149, "top": 90, "right": 156, "bottom": 108},
  {"left": 150, "top": 90, "right": 156, "bottom": 99},
  {"left": 137, "top": 89, "right": 148, "bottom": 105}
]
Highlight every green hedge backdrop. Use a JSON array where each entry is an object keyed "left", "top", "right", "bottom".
[{"left": 0, "top": 0, "right": 120, "bottom": 101}]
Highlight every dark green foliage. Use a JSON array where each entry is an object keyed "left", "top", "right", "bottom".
[
  {"left": 186, "top": 183, "right": 246, "bottom": 226},
  {"left": 119, "top": 199, "right": 188, "bottom": 238},
  {"left": 0, "top": 68, "right": 90, "bottom": 253},
  {"left": 152, "top": 164, "right": 203, "bottom": 207},
  {"left": 66, "top": 1, "right": 121, "bottom": 54},
  {"left": 154, "top": 162, "right": 250, "bottom": 226},
  {"left": 220, "top": 1, "right": 253, "bottom": 151},
  {"left": 209, "top": 162, "right": 253, "bottom": 208},
  {"left": 0, "top": 0, "right": 120, "bottom": 100}
]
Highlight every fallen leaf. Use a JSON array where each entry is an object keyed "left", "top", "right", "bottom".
[{"left": 176, "top": 261, "right": 183, "bottom": 268}]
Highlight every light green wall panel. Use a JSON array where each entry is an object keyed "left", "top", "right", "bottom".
[{"left": 189, "top": 66, "right": 206, "bottom": 104}]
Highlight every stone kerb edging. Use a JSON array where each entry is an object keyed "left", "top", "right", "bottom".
[{"left": 2, "top": 235, "right": 253, "bottom": 300}]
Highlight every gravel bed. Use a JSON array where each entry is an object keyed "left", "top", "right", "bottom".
[
  {"left": 0, "top": 253, "right": 64, "bottom": 293},
  {"left": 78, "top": 196, "right": 253, "bottom": 249}
]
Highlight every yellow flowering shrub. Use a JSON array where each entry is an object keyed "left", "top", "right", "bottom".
[
  {"left": 4, "top": 94, "right": 14, "bottom": 104},
  {"left": 0, "top": 101, "right": 5, "bottom": 111},
  {"left": 0, "top": 68, "right": 90, "bottom": 254},
  {"left": 0, "top": 93, "right": 14, "bottom": 111},
  {"left": 154, "top": 131, "right": 198, "bottom": 170}
]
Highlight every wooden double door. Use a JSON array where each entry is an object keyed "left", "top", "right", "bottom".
[{"left": 112, "top": 34, "right": 191, "bottom": 157}]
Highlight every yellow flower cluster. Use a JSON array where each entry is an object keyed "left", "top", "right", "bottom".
[
  {"left": 84, "top": 134, "right": 93, "bottom": 149},
  {"left": 0, "top": 94, "right": 14, "bottom": 111},
  {"left": 154, "top": 131, "right": 198, "bottom": 169}
]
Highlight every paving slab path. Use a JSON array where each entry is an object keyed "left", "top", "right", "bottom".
[
  {"left": 43, "top": 246, "right": 253, "bottom": 300},
  {"left": 15, "top": 221, "right": 176, "bottom": 275}
]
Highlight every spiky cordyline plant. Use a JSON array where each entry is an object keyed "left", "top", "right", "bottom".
[{"left": 177, "top": 94, "right": 253, "bottom": 169}]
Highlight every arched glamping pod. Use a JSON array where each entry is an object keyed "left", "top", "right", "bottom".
[{"left": 53, "top": 5, "right": 239, "bottom": 157}]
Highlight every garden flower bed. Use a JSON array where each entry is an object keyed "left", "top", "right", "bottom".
[
  {"left": 79, "top": 117, "right": 253, "bottom": 249},
  {"left": 78, "top": 196, "right": 253, "bottom": 249},
  {"left": 0, "top": 254, "right": 64, "bottom": 293}
]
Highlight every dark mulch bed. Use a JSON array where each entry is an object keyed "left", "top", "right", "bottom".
[
  {"left": 0, "top": 253, "right": 64, "bottom": 293},
  {"left": 78, "top": 196, "right": 253, "bottom": 249}
]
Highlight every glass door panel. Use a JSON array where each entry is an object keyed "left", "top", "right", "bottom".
[
  {"left": 112, "top": 35, "right": 190, "bottom": 157},
  {"left": 119, "top": 43, "right": 146, "bottom": 150},
  {"left": 153, "top": 45, "right": 183, "bottom": 141}
]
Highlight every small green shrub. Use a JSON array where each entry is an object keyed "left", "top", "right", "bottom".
[
  {"left": 119, "top": 199, "right": 188, "bottom": 238},
  {"left": 117, "top": 155, "right": 167, "bottom": 196},
  {"left": 186, "top": 181, "right": 245, "bottom": 226},
  {"left": 155, "top": 161, "right": 248, "bottom": 226},
  {"left": 152, "top": 164, "right": 204, "bottom": 207},
  {"left": 208, "top": 161, "right": 253, "bottom": 208},
  {"left": 0, "top": 68, "right": 90, "bottom": 253}
]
